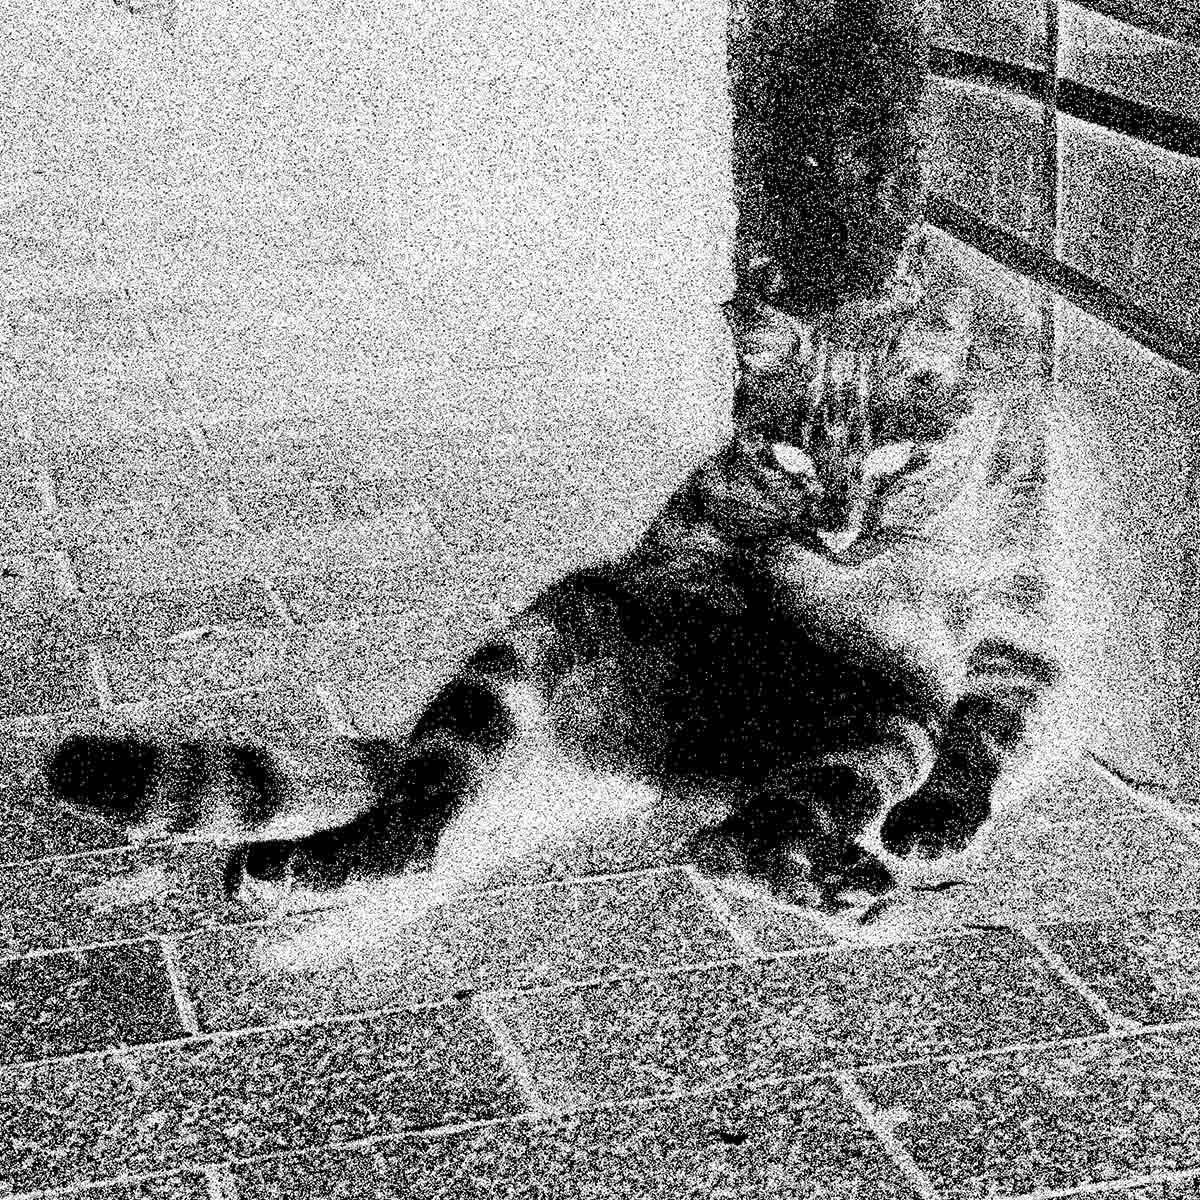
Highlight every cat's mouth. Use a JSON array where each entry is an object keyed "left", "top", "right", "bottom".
[{"left": 804, "top": 530, "right": 891, "bottom": 566}]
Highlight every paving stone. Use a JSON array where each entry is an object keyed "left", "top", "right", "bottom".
[
  {"left": 59, "top": 495, "right": 235, "bottom": 552},
  {"left": 175, "top": 869, "right": 740, "bottom": 1031},
  {"left": 46, "top": 430, "right": 202, "bottom": 508},
  {"left": 68, "top": 534, "right": 256, "bottom": 599},
  {"left": 0, "top": 843, "right": 251, "bottom": 956},
  {"left": 1078, "top": 1181, "right": 1200, "bottom": 1200},
  {"left": 203, "top": 416, "right": 400, "bottom": 486},
  {"left": 432, "top": 868, "right": 741, "bottom": 994},
  {"left": 229, "top": 478, "right": 341, "bottom": 534},
  {"left": 0, "top": 1002, "right": 524, "bottom": 1194},
  {"left": 0, "top": 455, "right": 52, "bottom": 552},
  {"left": 0, "top": 789, "right": 125, "bottom": 865},
  {"left": 869, "top": 813, "right": 1200, "bottom": 937},
  {"left": 0, "top": 940, "right": 184, "bottom": 1065},
  {"left": 0, "top": 621, "right": 97, "bottom": 718},
  {"left": 1038, "top": 909, "right": 1200, "bottom": 1027},
  {"left": 82, "top": 578, "right": 284, "bottom": 644},
  {"left": 173, "top": 914, "right": 468, "bottom": 1032},
  {"left": 8, "top": 1172, "right": 211, "bottom": 1200},
  {"left": 102, "top": 626, "right": 310, "bottom": 705},
  {"left": 0, "top": 549, "right": 67, "bottom": 628},
  {"left": 855, "top": 1028, "right": 1200, "bottom": 1197},
  {"left": 276, "top": 570, "right": 440, "bottom": 626},
  {"left": 490, "top": 929, "right": 1103, "bottom": 1107},
  {"left": 233, "top": 1075, "right": 924, "bottom": 1199},
  {"left": 1016, "top": 761, "right": 1149, "bottom": 825}
]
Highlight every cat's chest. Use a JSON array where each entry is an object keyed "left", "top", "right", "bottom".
[{"left": 769, "top": 543, "right": 965, "bottom": 682}]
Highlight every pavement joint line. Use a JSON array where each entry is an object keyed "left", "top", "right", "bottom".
[
  {"left": 0, "top": 932, "right": 172, "bottom": 968},
  {"left": 835, "top": 1070, "right": 942, "bottom": 1200},
  {"left": 1083, "top": 753, "right": 1200, "bottom": 845},
  {"left": 33, "top": 464, "right": 57, "bottom": 514},
  {"left": 853, "top": 1014, "right": 1200, "bottom": 1077},
  {"left": 258, "top": 574, "right": 298, "bottom": 627},
  {"left": 203, "top": 1163, "right": 241, "bottom": 1200},
  {"left": 216, "top": 1067, "right": 858, "bottom": 1173},
  {"left": 1016, "top": 921, "right": 1139, "bottom": 1033},
  {"left": 0, "top": 939, "right": 900, "bottom": 1074},
  {"left": 0, "top": 988, "right": 535, "bottom": 1073},
  {"left": 159, "top": 934, "right": 202, "bottom": 1035},
  {"left": 1005, "top": 1165, "right": 1200, "bottom": 1197},
  {"left": 86, "top": 644, "right": 115, "bottom": 710},
  {"left": 0, "top": 841, "right": 137, "bottom": 872},
  {"left": 473, "top": 991, "right": 548, "bottom": 1113},
  {"left": 4, "top": 1165, "right": 207, "bottom": 1200},
  {"left": 52, "top": 548, "right": 80, "bottom": 599},
  {"left": 313, "top": 680, "right": 360, "bottom": 737},
  {"left": 680, "top": 864, "right": 767, "bottom": 957}
]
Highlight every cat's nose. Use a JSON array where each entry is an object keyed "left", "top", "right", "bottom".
[{"left": 817, "top": 526, "right": 858, "bottom": 554}]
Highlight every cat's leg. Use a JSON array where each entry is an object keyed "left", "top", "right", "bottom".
[
  {"left": 690, "top": 713, "right": 939, "bottom": 912},
  {"left": 226, "top": 569, "right": 632, "bottom": 899},
  {"left": 879, "top": 637, "right": 1061, "bottom": 858}
]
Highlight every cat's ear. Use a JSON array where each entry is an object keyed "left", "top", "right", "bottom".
[{"left": 723, "top": 296, "right": 815, "bottom": 375}]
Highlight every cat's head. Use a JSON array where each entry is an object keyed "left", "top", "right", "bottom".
[{"left": 718, "top": 283, "right": 994, "bottom": 561}]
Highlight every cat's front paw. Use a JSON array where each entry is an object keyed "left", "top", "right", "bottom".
[
  {"left": 878, "top": 791, "right": 986, "bottom": 859},
  {"left": 688, "top": 821, "right": 896, "bottom": 917}
]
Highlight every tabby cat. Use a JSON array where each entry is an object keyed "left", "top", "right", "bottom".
[{"left": 45, "top": 242, "right": 1086, "bottom": 930}]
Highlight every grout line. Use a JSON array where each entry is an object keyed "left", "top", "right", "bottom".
[
  {"left": 34, "top": 464, "right": 58, "bottom": 515},
  {"left": 1085, "top": 753, "right": 1200, "bottom": 847},
  {"left": 159, "top": 935, "right": 202, "bottom": 1035},
  {"left": 6, "top": 1166, "right": 211, "bottom": 1200},
  {"left": 52, "top": 548, "right": 80, "bottom": 599},
  {"left": 203, "top": 1163, "right": 240, "bottom": 1200},
  {"left": 22, "top": 937, "right": 1200, "bottom": 1077},
  {"left": 258, "top": 574, "right": 298, "bottom": 628},
  {"left": 0, "top": 932, "right": 180, "bottom": 968},
  {"left": 86, "top": 644, "right": 115, "bottom": 710},
  {"left": 214, "top": 1067, "right": 838, "bottom": 1172},
  {"left": 1016, "top": 922, "right": 1139, "bottom": 1033},
  {"left": 853, "top": 1014, "right": 1200, "bottom": 1077},
  {"left": 1006, "top": 1165, "right": 1200, "bottom": 1197},
  {"left": 186, "top": 425, "right": 211, "bottom": 457},
  {"left": 313, "top": 680, "right": 360, "bottom": 738},
  {"left": 471, "top": 992, "right": 549, "bottom": 1114},
  {"left": 681, "top": 864, "right": 766, "bottom": 957},
  {"left": 835, "top": 1071, "right": 942, "bottom": 1200}
]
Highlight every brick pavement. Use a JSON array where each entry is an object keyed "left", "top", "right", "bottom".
[{"left": 2, "top": 398, "right": 1200, "bottom": 1199}]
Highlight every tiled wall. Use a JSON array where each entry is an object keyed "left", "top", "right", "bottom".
[{"left": 927, "top": 0, "right": 1199, "bottom": 796}]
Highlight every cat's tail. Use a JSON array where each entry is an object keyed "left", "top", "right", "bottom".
[{"left": 43, "top": 731, "right": 368, "bottom": 847}]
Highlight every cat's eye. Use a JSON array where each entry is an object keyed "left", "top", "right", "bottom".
[
  {"left": 863, "top": 440, "right": 914, "bottom": 478},
  {"left": 771, "top": 442, "right": 815, "bottom": 476}
]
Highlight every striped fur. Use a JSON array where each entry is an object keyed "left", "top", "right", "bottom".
[{"left": 44, "top": 275, "right": 1076, "bottom": 929}]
